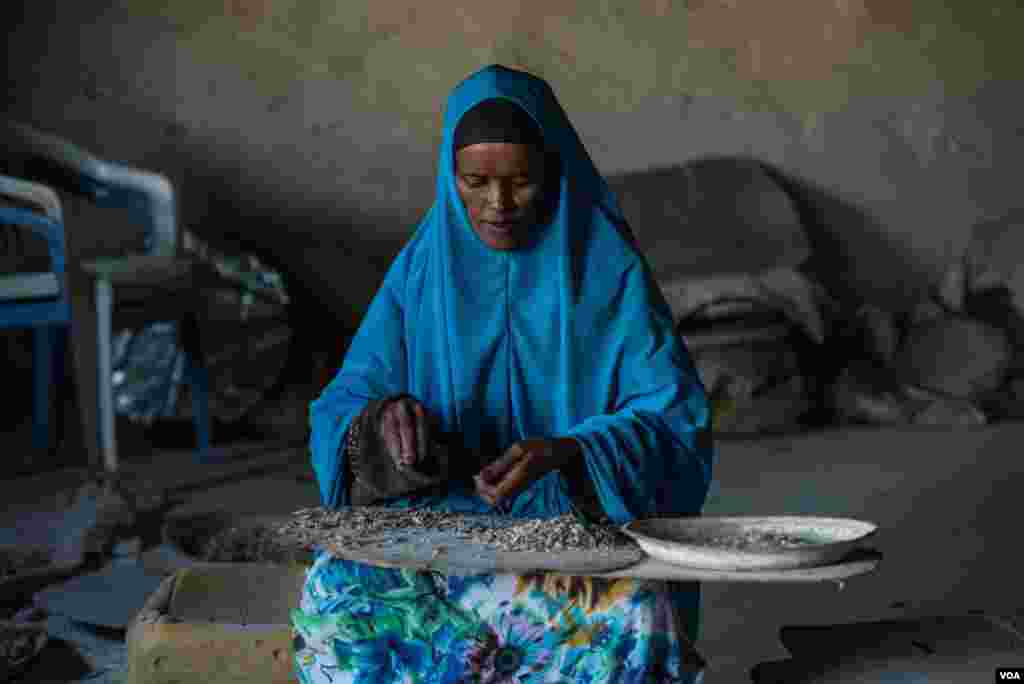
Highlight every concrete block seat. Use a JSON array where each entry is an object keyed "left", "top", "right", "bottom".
[{"left": 127, "top": 564, "right": 306, "bottom": 684}]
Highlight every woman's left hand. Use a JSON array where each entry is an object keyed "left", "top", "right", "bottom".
[{"left": 474, "top": 437, "right": 582, "bottom": 507}]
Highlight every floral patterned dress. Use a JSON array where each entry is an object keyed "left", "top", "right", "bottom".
[{"left": 291, "top": 549, "right": 706, "bottom": 684}]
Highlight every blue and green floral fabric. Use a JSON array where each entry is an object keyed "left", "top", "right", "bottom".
[{"left": 292, "top": 550, "right": 705, "bottom": 684}]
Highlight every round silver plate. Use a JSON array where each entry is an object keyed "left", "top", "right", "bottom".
[{"left": 622, "top": 516, "right": 878, "bottom": 571}]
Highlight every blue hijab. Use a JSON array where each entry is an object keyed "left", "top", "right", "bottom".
[{"left": 311, "top": 64, "right": 713, "bottom": 525}]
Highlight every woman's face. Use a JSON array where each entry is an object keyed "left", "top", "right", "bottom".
[{"left": 455, "top": 142, "right": 547, "bottom": 251}]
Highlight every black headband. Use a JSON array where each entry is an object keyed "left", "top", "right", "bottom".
[{"left": 454, "top": 99, "right": 544, "bottom": 151}]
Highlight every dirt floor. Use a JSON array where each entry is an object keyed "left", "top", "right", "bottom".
[
  {"left": 0, "top": 405, "right": 315, "bottom": 684},
  {"left": 3, "top": 412, "right": 1024, "bottom": 682}
]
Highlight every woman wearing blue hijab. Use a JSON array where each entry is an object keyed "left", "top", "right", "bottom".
[{"left": 292, "top": 65, "right": 713, "bottom": 683}]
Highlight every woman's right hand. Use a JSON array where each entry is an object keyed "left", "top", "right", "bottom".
[{"left": 377, "top": 396, "right": 433, "bottom": 468}]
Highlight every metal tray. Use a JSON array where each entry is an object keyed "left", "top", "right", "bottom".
[
  {"left": 326, "top": 527, "right": 647, "bottom": 575},
  {"left": 158, "top": 511, "right": 646, "bottom": 575},
  {"left": 148, "top": 513, "right": 884, "bottom": 582},
  {"left": 622, "top": 516, "right": 878, "bottom": 571}
]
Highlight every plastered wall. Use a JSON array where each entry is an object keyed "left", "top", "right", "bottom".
[{"left": 4, "top": 0, "right": 1023, "bottom": 327}]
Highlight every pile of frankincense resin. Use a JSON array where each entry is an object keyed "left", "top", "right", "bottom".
[{"left": 272, "top": 506, "right": 640, "bottom": 556}]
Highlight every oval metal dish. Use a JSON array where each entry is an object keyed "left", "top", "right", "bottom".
[
  {"left": 327, "top": 527, "right": 647, "bottom": 575},
  {"left": 622, "top": 516, "right": 878, "bottom": 571}
]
